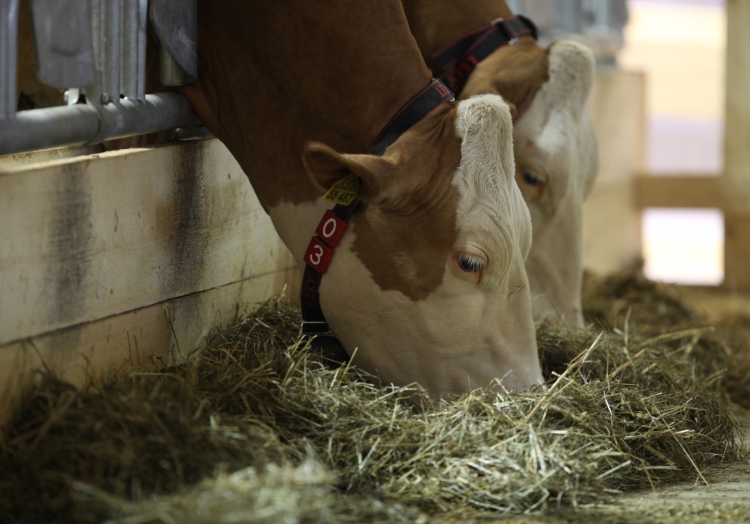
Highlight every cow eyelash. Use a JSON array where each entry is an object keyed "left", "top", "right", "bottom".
[
  {"left": 522, "top": 170, "right": 545, "bottom": 187},
  {"left": 457, "top": 253, "right": 483, "bottom": 273}
]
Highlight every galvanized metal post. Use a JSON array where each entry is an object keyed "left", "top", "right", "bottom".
[
  {"left": 0, "top": 92, "right": 198, "bottom": 155},
  {"left": 0, "top": 0, "right": 200, "bottom": 156},
  {"left": 137, "top": 0, "right": 148, "bottom": 100},
  {"left": 30, "top": 0, "right": 95, "bottom": 89},
  {"left": 89, "top": 0, "right": 103, "bottom": 94},
  {"left": 102, "top": 0, "right": 121, "bottom": 103},
  {"left": 159, "top": 46, "right": 192, "bottom": 87},
  {"left": 0, "top": 0, "right": 20, "bottom": 121},
  {"left": 121, "top": 0, "right": 139, "bottom": 99}
]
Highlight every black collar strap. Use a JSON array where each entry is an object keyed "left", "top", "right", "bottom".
[
  {"left": 368, "top": 78, "right": 455, "bottom": 156},
  {"left": 300, "top": 78, "right": 455, "bottom": 340},
  {"left": 432, "top": 15, "right": 538, "bottom": 96}
]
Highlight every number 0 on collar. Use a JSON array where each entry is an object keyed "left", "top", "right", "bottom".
[{"left": 303, "top": 210, "right": 350, "bottom": 274}]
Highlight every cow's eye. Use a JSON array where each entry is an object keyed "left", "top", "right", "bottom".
[
  {"left": 523, "top": 170, "right": 545, "bottom": 187},
  {"left": 457, "top": 253, "right": 483, "bottom": 273}
]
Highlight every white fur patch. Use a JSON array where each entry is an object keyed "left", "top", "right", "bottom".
[
  {"left": 453, "top": 95, "right": 533, "bottom": 283},
  {"left": 512, "top": 40, "right": 598, "bottom": 328}
]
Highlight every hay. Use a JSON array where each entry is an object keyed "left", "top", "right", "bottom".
[
  {"left": 1, "top": 291, "right": 743, "bottom": 523},
  {"left": 583, "top": 270, "right": 750, "bottom": 407},
  {"left": 73, "top": 459, "right": 425, "bottom": 524},
  {"left": 582, "top": 270, "right": 701, "bottom": 332}
]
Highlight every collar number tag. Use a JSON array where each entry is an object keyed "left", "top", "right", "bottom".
[
  {"left": 304, "top": 237, "right": 334, "bottom": 274},
  {"left": 315, "top": 210, "right": 348, "bottom": 247},
  {"left": 323, "top": 173, "right": 360, "bottom": 206}
]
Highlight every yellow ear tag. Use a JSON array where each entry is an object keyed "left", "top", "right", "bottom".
[{"left": 322, "top": 173, "right": 360, "bottom": 206}]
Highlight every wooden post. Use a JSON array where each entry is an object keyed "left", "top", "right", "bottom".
[
  {"left": 723, "top": 0, "right": 750, "bottom": 290},
  {"left": 583, "top": 70, "right": 646, "bottom": 274}
]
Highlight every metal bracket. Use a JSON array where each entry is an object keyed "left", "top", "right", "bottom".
[
  {"left": 0, "top": 92, "right": 199, "bottom": 155},
  {"left": 299, "top": 320, "right": 336, "bottom": 339}
]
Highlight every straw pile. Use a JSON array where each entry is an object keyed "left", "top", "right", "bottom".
[
  {"left": 583, "top": 270, "right": 750, "bottom": 406},
  {"left": 0, "top": 276, "right": 745, "bottom": 523}
]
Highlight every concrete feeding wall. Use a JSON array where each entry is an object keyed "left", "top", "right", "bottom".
[{"left": 0, "top": 138, "right": 300, "bottom": 421}]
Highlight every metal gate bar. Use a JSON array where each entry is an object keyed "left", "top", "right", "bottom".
[
  {"left": 0, "top": 0, "right": 20, "bottom": 122},
  {"left": 0, "top": 92, "right": 197, "bottom": 155},
  {"left": 0, "top": 0, "right": 200, "bottom": 157}
]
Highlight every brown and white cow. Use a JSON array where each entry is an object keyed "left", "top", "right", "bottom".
[
  {"left": 403, "top": 0, "right": 599, "bottom": 328},
  {"left": 12, "top": 0, "right": 543, "bottom": 396},
  {"left": 168, "top": 0, "right": 543, "bottom": 398}
]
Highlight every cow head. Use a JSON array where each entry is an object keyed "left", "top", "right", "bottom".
[
  {"left": 461, "top": 40, "right": 598, "bottom": 329},
  {"left": 297, "top": 95, "right": 541, "bottom": 399}
]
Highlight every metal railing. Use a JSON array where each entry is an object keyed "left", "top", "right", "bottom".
[{"left": 0, "top": 0, "right": 200, "bottom": 156}]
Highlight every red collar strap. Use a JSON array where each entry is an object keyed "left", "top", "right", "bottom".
[
  {"left": 432, "top": 15, "right": 538, "bottom": 96},
  {"left": 300, "top": 78, "right": 455, "bottom": 342}
]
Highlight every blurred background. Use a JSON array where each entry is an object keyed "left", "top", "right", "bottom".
[{"left": 509, "top": 0, "right": 731, "bottom": 287}]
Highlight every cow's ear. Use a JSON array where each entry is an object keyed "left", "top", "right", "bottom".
[{"left": 302, "top": 142, "right": 396, "bottom": 203}]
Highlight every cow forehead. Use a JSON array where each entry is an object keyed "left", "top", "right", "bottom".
[
  {"left": 349, "top": 95, "right": 525, "bottom": 301},
  {"left": 453, "top": 96, "right": 514, "bottom": 197},
  {"left": 513, "top": 41, "right": 597, "bottom": 188},
  {"left": 452, "top": 96, "right": 532, "bottom": 262},
  {"left": 518, "top": 41, "right": 595, "bottom": 132}
]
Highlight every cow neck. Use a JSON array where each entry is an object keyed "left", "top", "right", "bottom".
[
  {"left": 431, "top": 18, "right": 537, "bottom": 96},
  {"left": 183, "top": 0, "right": 434, "bottom": 212},
  {"left": 299, "top": 79, "right": 455, "bottom": 341},
  {"left": 402, "top": 0, "right": 538, "bottom": 95}
]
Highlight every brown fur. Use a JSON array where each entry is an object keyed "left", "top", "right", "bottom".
[
  {"left": 352, "top": 123, "right": 461, "bottom": 299},
  {"left": 401, "top": 0, "right": 549, "bottom": 120},
  {"left": 459, "top": 39, "right": 550, "bottom": 119},
  {"left": 305, "top": 104, "right": 462, "bottom": 300},
  {"left": 175, "top": 0, "right": 463, "bottom": 301},
  {"left": 179, "top": 0, "right": 434, "bottom": 208},
  {"left": 402, "top": 0, "right": 513, "bottom": 67},
  {"left": 16, "top": 0, "right": 464, "bottom": 301}
]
